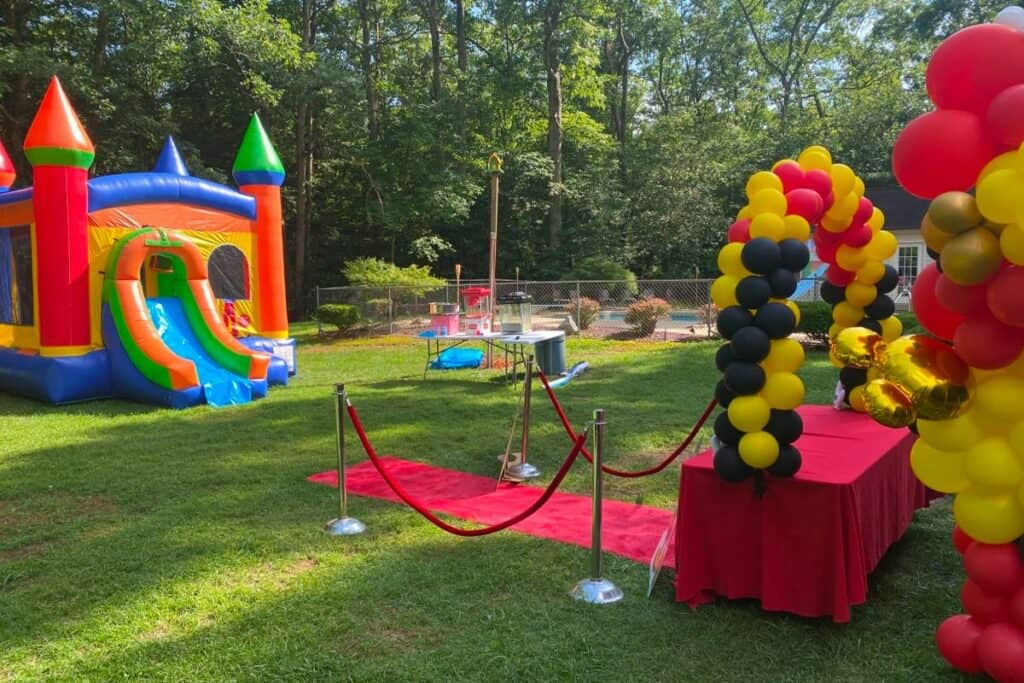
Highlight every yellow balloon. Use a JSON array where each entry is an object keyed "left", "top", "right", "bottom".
[
  {"left": 737, "top": 205, "right": 754, "bottom": 220},
  {"left": 918, "top": 412, "right": 985, "bottom": 453},
  {"left": 983, "top": 221, "right": 1007, "bottom": 237},
  {"left": 728, "top": 396, "right": 771, "bottom": 432},
  {"left": 867, "top": 207, "right": 885, "bottom": 232},
  {"left": 829, "top": 164, "right": 856, "bottom": 197},
  {"left": 750, "top": 188, "right": 788, "bottom": 217},
  {"left": 976, "top": 376, "right": 1024, "bottom": 421},
  {"left": 749, "top": 213, "right": 785, "bottom": 240},
  {"left": 1000, "top": 223, "right": 1024, "bottom": 265},
  {"left": 832, "top": 326, "right": 880, "bottom": 367},
  {"left": 836, "top": 245, "right": 867, "bottom": 271},
  {"left": 761, "top": 372, "right": 804, "bottom": 410},
  {"left": 845, "top": 281, "right": 877, "bottom": 308},
  {"left": 1007, "top": 420, "right": 1024, "bottom": 455},
  {"left": 820, "top": 214, "right": 849, "bottom": 233},
  {"left": 717, "top": 242, "right": 749, "bottom": 277},
  {"left": 879, "top": 315, "right": 903, "bottom": 342},
  {"left": 853, "top": 176, "right": 866, "bottom": 198},
  {"left": 856, "top": 260, "right": 886, "bottom": 285},
  {"left": 940, "top": 228, "right": 1002, "bottom": 286},
  {"left": 826, "top": 191, "right": 859, "bottom": 221},
  {"left": 738, "top": 431, "right": 780, "bottom": 469},
  {"left": 911, "top": 440, "right": 969, "bottom": 493},
  {"left": 953, "top": 488, "right": 1024, "bottom": 544},
  {"left": 711, "top": 275, "right": 739, "bottom": 308},
  {"left": 745, "top": 170, "right": 784, "bottom": 199},
  {"left": 784, "top": 300, "right": 801, "bottom": 326},
  {"left": 848, "top": 385, "right": 867, "bottom": 412},
  {"left": 832, "top": 301, "right": 866, "bottom": 327},
  {"left": 863, "top": 379, "right": 916, "bottom": 427},
  {"left": 782, "top": 215, "right": 811, "bottom": 242},
  {"left": 798, "top": 146, "right": 832, "bottom": 171},
  {"left": 864, "top": 231, "right": 898, "bottom": 261},
  {"left": 828, "top": 323, "right": 845, "bottom": 342},
  {"left": 976, "top": 169, "right": 1020, "bottom": 224},
  {"left": 979, "top": 151, "right": 1019, "bottom": 180},
  {"left": 965, "top": 438, "right": 1024, "bottom": 492},
  {"left": 921, "top": 215, "right": 955, "bottom": 253},
  {"left": 761, "top": 338, "right": 804, "bottom": 373}
]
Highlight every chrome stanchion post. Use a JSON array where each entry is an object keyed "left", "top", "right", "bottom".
[
  {"left": 571, "top": 408, "right": 623, "bottom": 603},
  {"left": 325, "top": 383, "right": 366, "bottom": 536},
  {"left": 506, "top": 355, "right": 541, "bottom": 480}
]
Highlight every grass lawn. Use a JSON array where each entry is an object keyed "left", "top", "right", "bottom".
[{"left": 1, "top": 325, "right": 965, "bottom": 682}]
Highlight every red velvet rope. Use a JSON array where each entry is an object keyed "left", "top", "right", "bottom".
[
  {"left": 346, "top": 401, "right": 589, "bottom": 537},
  {"left": 536, "top": 368, "right": 718, "bottom": 478}
]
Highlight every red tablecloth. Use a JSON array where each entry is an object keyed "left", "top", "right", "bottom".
[{"left": 674, "top": 405, "right": 942, "bottom": 622}]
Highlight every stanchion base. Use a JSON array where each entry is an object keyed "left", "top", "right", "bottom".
[
  {"left": 506, "top": 462, "right": 541, "bottom": 479},
  {"left": 324, "top": 517, "right": 366, "bottom": 536},
  {"left": 571, "top": 577, "right": 623, "bottom": 604}
]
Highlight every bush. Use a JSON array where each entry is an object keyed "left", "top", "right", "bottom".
[
  {"left": 365, "top": 298, "right": 391, "bottom": 321},
  {"left": 342, "top": 258, "right": 445, "bottom": 297},
  {"left": 563, "top": 256, "right": 638, "bottom": 300},
  {"left": 568, "top": 296, "right": 601, "bottom": 330},
  {"left": 317, "top": 304, "right": 361, "bottom": 333},
  {"left": 797, "top": 301, "right": 833, "bottom": 346},
  {"left": 624, "top": 297, "right": 670, "bottom": 336},
  {"left": 896, "top": 311, "right": 922, "bottom": 335}
]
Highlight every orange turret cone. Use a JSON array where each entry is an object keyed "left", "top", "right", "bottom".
[{"left": 0, "top": 138, "right": 15, "bottom": 191}]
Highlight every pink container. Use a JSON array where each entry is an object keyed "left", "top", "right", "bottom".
[{"left": 430, "top": 313, "right": 460, "bottom": 336}]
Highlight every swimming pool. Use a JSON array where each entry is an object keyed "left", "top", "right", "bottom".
[{"left": 597, "top": 310, "right": 701, "bottom": 324}]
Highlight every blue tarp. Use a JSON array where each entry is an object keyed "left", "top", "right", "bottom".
[{"left": 430, "top": 347, "right": 484, "bottom": 370}]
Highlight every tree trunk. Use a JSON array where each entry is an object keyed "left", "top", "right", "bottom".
[
  {"left": 359, "top": 0, "right": 382, "bottom": 141},
  {"left": 455, "top": 0, "right": 467, "bottom": 139},
  {"left": 543, "top": 0, "right": 564, "bottom": 249},
  {"left": 423, "top": 0, "right": 442, "bottom": 102},
  {"left": 92, "top": 3, "right": 111, "bottom": 81},
  {"left": 291, "top": 0, "right": 317, "bottom": 311}
]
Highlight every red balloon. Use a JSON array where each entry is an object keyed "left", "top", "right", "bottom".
[
  {"left": 893, "top": 110, "right": 1001, "bottom": 199},
  {"left": 966, "top": 542, "right": 1024, "bottom": 595},
  {"left": 1011, "top": 588, "right": 1024, "bottom": 630},
  {"left": 954, "top": 312, "right": 1024, "bottom": 370},
  {"left": 977, "top": 623, "right": 1024, "bottom": 683},
  {"left": 728, "top": 219, "right": 751, "bottom": 243},
  {"left": 912, "top": 263, "right": 967, "bottom": 340},
  {"left": 804, "top": 169, "right": 833, "bottom": 199},
  {"left": 853, "top": 197, "right": 874, "bottom": 224},
  {"left": 987, "top": 84, "right": 1024, "bottom": 147},
  {"left": 824, "top": 265, "right": 855, "bottom": 286},
  {"left": 935, "top": 274, "right": 988, "bottom": 315},
  {"left": 954, "top": 525, "right": 976, "bottom": 555},
  {"left": 963, "top": 579, "right": 1013, "bottom": 625},
  {"left": 841, "top": 225, "right": 873, "bottom": 248},
  {"left": 987, "top": 265, "right": 1024, "bottom": 327},
  {"left": 936, "top": 614, "right": 984, "bottom": 673},
  {"left": 774, "top": 161, "right": 804, "bottom": 192},
  {"left": 785, "top": 188, "right": 824, "bottom": 222},
  {"left": 927, "top": 24, "right": 1024, "bottom": 116}
]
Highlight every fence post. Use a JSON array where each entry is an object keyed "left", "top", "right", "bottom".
[
  {"left": 576, "top": 282, "right": 582, "bottom": 325},
  {"left": 316, "top": 286, "right": 322, "bottom": 336}
]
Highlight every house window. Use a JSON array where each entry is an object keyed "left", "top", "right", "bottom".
[
  {"left": 0, "top": 226, "right": 33, "bottom": 325},
  {"left": 897, "top": 245, "right": 919, "bottom": 281},
  {"left": 207, "top": 245, "right": 250, "bottom": 300}
]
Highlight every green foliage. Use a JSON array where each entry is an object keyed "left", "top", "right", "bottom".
[
  {"left": 563, "top": 257, "right": 639, "bottom": 300},
  {"left": 569, "top": 296, "right": 601, "bottom": 330},
  {"left": 342, "top": 258, "right": 446, "bottom": 296},
  {"left": 624, "top": 297, "right": 670, "bottom": 336},
  {"left": 316, "top": 304, "right": 360, "bottom": 332},
  {"left": 896, "top": 312, "right": 923, "bottom": 335},
  {"left": 797, "top": 301, "right": 834, "bottom": 346}
]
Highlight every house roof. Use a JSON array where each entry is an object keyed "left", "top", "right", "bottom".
[{"left": 865, "top": 185, "right": 930, "bottom": 231}]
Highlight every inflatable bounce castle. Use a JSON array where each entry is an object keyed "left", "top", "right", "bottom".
[{"left": 0, "top": 77, "right": 294, "bottom": 408}]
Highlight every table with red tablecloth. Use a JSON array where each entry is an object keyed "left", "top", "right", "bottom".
[{"left": 674, "top": 404, "right": 943, "bottom": 622}]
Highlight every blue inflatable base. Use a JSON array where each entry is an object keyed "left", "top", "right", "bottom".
[
  {"left": 239, "top": 336, "right": 292, "bottom": 385},
  {"left": 0, "top": 347, "right": 112, "bottom": 404}
]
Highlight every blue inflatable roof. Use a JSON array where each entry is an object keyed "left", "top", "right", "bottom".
[{"left": 88, "top": 173, "right": 256, "bottom": 218}]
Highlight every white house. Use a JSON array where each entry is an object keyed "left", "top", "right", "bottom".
[{"left": 867, "top": 185, "right": 934, "bottom": 304}]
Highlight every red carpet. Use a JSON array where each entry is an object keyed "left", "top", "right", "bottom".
[{"left": 308, "top": 457, "right": 676, "bottom": 568}]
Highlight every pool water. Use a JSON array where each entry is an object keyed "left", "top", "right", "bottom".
[{"left": 597, "top": 310, "right": 700, "bottom": 324}]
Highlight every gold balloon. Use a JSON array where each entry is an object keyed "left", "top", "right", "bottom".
[
  {"left": 920, "top": 214, "right": 955, "bottom": 252},
  {"left": 832, "top": 327, "right": 882, "bottom": 368},
  {"left": 880, "top": 335, "right": 971, "bottom": 421},
  {"left": 863, "top": 379, "right": 916, "bottom": 428},
  {"left": 928, "top": 191, "right": 983, "bottom": 234},
  {"left": 940, "top": 228, "right": 1003, "bottom": 285}
]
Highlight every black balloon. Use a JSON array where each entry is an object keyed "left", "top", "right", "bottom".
[
  {"left": 768, "top": 268, "right": 798, "bottom": 298},
  {"left": 717, "top": 306, "right": 754, "bottom": 340},
  {"left": 857, "top": 317, "right": 883, "bottom": 334},
  {"left": 724, "top": 361, "right": 766, "bottom": 395},
  {"left": 736, "top": 276, "right": 772, "bottom": 308},
  {"left": 715, "top": 380, "right": 736, "bottom": 407},
  {"left": 908, "top": 420, "right": 919, "bottom": 435},
  {"left": 820, "top": 281, "right": 846, "bottom": 305},
  {"left": 864, "top": 294, "right": 895, "bottom": 320},
  {"left": 778, "top": 239, "right": 811, "bottom": 272},
  {"left": 754, "top": 302, "right": 796, "bottom": 339},
  {"left": 741, "top": 237, "right": 782, "bottom": 275},
  {"left": 731, "top": 326, "right": 771, "bottom": 363},
  {"left": 876, "top": 264, "right": 900, "bottom": 293},
  {"left": 714, "top": 412, "right": 743, "bottom": 446},
  {"left": 926, "top": 247, "right": 941, "bottom": 263},
  {"left": 765, "top": 409, "right": 803, "bottom": 445},
  {"left": 839, "top": 366, "right": 868, "bottom": 389},
  {"left": 715, "top": 343, "right": 736, "bottom": 372},
  {"left": 767, "top": 445, "right": 802, "bottom": 477},
  {"left": 714, "top": 446, "right": 754, "bottom": 482}
]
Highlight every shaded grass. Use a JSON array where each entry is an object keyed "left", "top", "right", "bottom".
[{"left": 0, "top": 330, "right": 967, "bottom": 682}]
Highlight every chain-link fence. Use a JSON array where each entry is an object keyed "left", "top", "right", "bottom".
[{"left": 314, "top": 277, "right": 835, "bottom": 337}]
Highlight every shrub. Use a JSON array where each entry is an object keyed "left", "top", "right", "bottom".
[
  {"left": 568, "top": 296, "right": 601, "bottom": 330},
  {"left": 896, "top": 312, "right": 922, "bottom": 335},
  {"left": 797, "top": 301, "right": 833, "bottom": 346},
  {"left": 624, "top": 297, "right": 670, "bottom": 336},
  {"left": 365, "top": 298, "right": 391, "bottom": 321},
  {"left": 563, "top": 256, "right": 639, "bottom": 300},
  {"left": 342, "top": 258, "right": 445, "bottom": 297},
  {"left": 317, "top": 304, "right": 360, "bottom": 333}
]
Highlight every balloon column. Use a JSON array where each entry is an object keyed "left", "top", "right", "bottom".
[
  {"left": 887, "top": 8, "right": 1024, "bottom": 681},
  {"left": 711, "top": 146, "right": 898, "bottom": 483}
]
